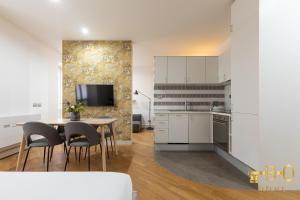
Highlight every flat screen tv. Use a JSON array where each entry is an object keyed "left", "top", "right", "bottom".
[{"left": 76, "top": 84, "right": 114, "bottom": 106}]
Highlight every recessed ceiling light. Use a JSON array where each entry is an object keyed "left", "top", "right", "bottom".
[
  {"left": 50, "top": 0, "right": 61, "bottom": 3},
  {"left": 81, "top": 27, "right": 89, "bottom": 35}
]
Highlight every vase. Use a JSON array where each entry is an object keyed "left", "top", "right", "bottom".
[{"left": 70, "top": 112, "right": 80, "bottom": 121}]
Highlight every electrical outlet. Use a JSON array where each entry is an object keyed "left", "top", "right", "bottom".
[{"left": 3, "top": 124, "right": 10, "bottom": 128}]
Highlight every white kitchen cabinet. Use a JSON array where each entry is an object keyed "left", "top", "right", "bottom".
[
  {"left": 168, "top": 114, "right": 188, "bottom": 143},
  {"left": 186, "top": 57, "right": 205, "bottom": 84},
  {"left": 205, "top": 57, "right": 219, "bottom": 83},
  {"left": 154, "top": 129, "right": 169, "bottom": 143},
  {"left": 154, "top": 113, "right": 169, "bottom": 143},
  {"left": 188, "top": 113, "right": 210, "bottom": 143},
  {"left": 154, "top": 56, "right": 220, "bottom": 84},
  {"left": 231, "top": 113, "right": 259, "bottom": 169},
  {"left": 218, "top": 49, "right": 231, "bottom": 82},
  {"left": 167, "top": 57, "right": 186, "bottom": 84},
  {"left": 154, "top": 56, "right": 168, "bottom": 84}
]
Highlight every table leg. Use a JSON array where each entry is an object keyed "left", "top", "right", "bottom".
[
  {"left": 112, "top": 122, "right": 118, "bottom": 155},
  {"left": 16, "top": 135, "right": 26, "bottom": 171},
  {"left": 100, "top": 125, "right": 106, "bottom": 171}
]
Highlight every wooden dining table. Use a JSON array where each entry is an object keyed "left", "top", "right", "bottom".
[{"left": 15, "top": 118, "right": 118, "bottom": 171}]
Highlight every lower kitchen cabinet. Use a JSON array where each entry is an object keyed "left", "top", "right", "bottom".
[
  {"left": 154, "top": 114, "right": 169, "bottom": 143},
  {"left": 154, "top": 113, "right": 211, "bottom": 144},
  {"left": 188, "top": 113, "right": 210, "bottom": 143},
  {"left": 154, "top": 129, "right": 169, "bottom": 143},
  {"left": 168, "top": 114, "right": 188, "bottom": 143}
]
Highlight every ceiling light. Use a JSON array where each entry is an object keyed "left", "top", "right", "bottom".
[
  {"left": 50, "top": 0, "right": 61, "bottom": 3},
  {"left": 81, "top": 27, "right": 89, "bottom": 35}
]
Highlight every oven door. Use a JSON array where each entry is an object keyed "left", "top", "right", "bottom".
[{"left": 213, "top": 118, "right": 229, "bottom": 152}]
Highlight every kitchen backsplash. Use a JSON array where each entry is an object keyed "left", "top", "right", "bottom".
[{"left": 154, "top": 84, "right": 225, "bottom": 111}]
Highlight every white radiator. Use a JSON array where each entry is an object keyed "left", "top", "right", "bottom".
[{"left": 0, "top": 114, "right": 41, "bottom": 158}]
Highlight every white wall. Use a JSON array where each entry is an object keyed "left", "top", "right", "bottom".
[
  {"left": 0, "top": 16, "right": 61, "bottom": 120},
  {"left": 230, "top": 0, "right": 260, "bottom": 170},
  {"left": 132, "top": 44, "right": 155, "bottom": 126},
  {"left": 259, "top": 0, "right": 300, "bottom": 190}
]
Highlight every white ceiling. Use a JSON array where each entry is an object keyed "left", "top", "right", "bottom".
[{"left": 0, "top": 0, "right": 232, "bottom": 55}]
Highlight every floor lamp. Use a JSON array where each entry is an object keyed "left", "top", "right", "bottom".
[{"left": 134, "top": 90, "right": 154, "bottom": 130}]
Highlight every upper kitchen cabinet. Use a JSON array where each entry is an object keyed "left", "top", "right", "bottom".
[
  {"left": 167, "top": 57, "right": 186, "bottom": 84},
  {"left": 154, "top": 56, "right": 168, "bottom": 84},
  {"left": 154, "top": 56, "right": 219, "bottom": 84},
  {"left": 205, "top": 57, "right": 219, "bottom": 83},
  {"left": 219, "top": 49, "right": 231, "bottom": 82},
  {"left": 186, "top": 57, "right": 206, "bottom": 84}
]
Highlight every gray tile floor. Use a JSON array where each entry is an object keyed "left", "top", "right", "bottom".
[{"left": 155, "top": 151, "right": 256, "bottom": 190}]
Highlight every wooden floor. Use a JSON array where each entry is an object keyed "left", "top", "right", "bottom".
[{"left": 0, "top": 130, "right": 300, "bottom": 200}]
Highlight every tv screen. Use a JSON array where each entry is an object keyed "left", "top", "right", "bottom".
[{"left": 76, "top": 84, "right": 114, "bottom": 106}]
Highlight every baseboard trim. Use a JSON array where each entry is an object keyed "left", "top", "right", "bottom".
[
  {"left": 214, "top": 146, "right": 253, "bottom": 176},
  {"left": 155, "top": 143, "right": 214, "bottom": 151},
  {"left": 0, "top": 143, "right": 20, "bottom": 159}
]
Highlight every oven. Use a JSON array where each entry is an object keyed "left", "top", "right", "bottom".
[{"left": 213, "top": 114, "right": 230, "bottom": 152}]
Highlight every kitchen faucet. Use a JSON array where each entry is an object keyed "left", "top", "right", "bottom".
[{"left": 185, "top": 100, "right": 190, "bottom": 111}]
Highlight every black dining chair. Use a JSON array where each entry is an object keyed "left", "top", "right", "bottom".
[
  {"left": 64, "top": 122, "right": 102, "bottom": 171},
  {"left": 22, "top": 122, "right": 64, "bottom": 171},
  {"left": 57, "top": 125, "right": 82, "bottom": 160}
]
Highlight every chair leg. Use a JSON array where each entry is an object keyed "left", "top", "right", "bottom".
[
  {"left": 110, "top": 136, "right": 114, "bottom": 153},
  {"left": 63, "top": 142, "right": 67, "bottom": 154},
  {"left": 43, "top": 147, "right": 46, "bottom": 164},
  {"left": 88, "top": 146, "right": 91, "bottom": 171},
  {"left": 84, "top": 147, "right": 88, "bottom": 160},
  {"left": 46, "top": 146, "right": 50, "bottom": 172},
  {"left": 64, "top": 146, "right": 72, "bottom": 171},
  {"left": 22, "top": 147, "right": 31, "bottom": 171},
  {"left": 79, "top": 147, "right": 82, "bottom": 163},
  {"left": 50, "top": 146, "right": 54, "bottom": 161},
  {"left": 105, "top": 138, "right": 109, "bottom": 159},
  {"left": 112, "top": 134, "right": 115, "bottom": 148},
  {"left": 74, "top": 147, "right": 77, "bottom": 160}
]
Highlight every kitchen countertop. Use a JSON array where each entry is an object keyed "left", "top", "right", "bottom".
[
  {"left": 210, "top": 112, "right": 231, "bottom": 117},
  {"left": 154, "top": 110, "right": 231, "bottom": 117}
]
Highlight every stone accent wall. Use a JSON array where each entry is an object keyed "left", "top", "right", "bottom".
[{"left": 63, "top": 40, "right": 132, "bottom": 140}]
